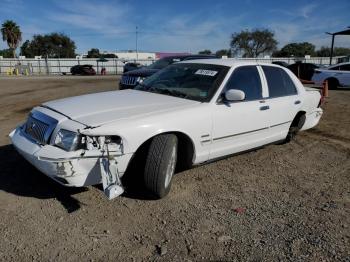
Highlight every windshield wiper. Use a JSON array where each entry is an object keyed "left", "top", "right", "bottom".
[{"left": 149, "top": 87, "right": 189, "bottom": 99}]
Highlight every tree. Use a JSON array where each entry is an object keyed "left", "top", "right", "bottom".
[
  {"left": 198, "top": 49, "right": 212, "bottom": 55},
  {"left": 102, "top": 53, "right": 117, "bottom": 58},
  {"left": 273, "top": 42, "right": 315, "bottom": 57},
  {"left": 20, "top": 40, "right": 30, "bottom": 56},
  {"left": 87, "top": 48, "right": 100, "bottom": 58},
  {"left": 20, "top": 33, "right": 76, "bottom": 58},
  {"left": 215, "top": 49, "right": 231, "bottom": 58},
  {"left": 1, "top": 20, "right": 22, "bottom": 58},
  {"left": 87, "top": 48, "right": 117, "bottom": 58},
  {"left": 316, "top": 46, "right": 350, "bottom": 57},
  {"left": 230, "top": 29, "right": 277, "bottom": 58},
  {"left": 0, "top": 48, "right": 12, "bottom": 58}
]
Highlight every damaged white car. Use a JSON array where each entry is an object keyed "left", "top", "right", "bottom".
[{"left": 10, "top": 60, "right": 323, "bottom": 199}]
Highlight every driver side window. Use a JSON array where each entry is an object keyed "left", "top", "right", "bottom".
[{"left": 225, "top": 66, "right": 263, "bottom": 101}]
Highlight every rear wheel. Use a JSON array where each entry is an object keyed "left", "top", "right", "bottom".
[
  {"left": 143, "top": 134, "right": 178, "bottom": 198},
  {"left": 285, "top": 114, "right": 306, "bottom": 143},
  {"left": 327, "top": 78, "right": 339, "bottom": 90}
]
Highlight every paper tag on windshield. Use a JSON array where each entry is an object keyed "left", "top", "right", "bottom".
[{"left": 195, "top": 69, "right": 218, "bottom": 76}]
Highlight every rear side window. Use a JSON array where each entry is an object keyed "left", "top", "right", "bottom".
[
  {"left": 225, "top": 66, "right": 262, "bottom": 100},
  {"left": 339, "top": 64, "right": 350, "bottom": 71},
  {"left": 262, "top": 66, "right": 297, "bottom": 97}
]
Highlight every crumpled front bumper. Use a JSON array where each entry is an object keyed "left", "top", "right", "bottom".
[{"left": 9, "top": 127, "right": 132, "bottom": 187}]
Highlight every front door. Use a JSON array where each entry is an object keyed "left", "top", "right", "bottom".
[{"left": 210, "top": 65, "right": 270, "bottom": 160}]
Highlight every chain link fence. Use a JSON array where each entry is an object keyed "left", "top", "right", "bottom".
[
  {"left": 0, "top": 58, "right": 155, "bottom": 76},
  {"left": 0, "top": 56, "right": 344, "bottom": 76}
]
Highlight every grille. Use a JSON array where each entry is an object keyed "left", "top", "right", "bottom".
[
  {"left": 121, "top": 75, "right": 137, "bottom": 86},
  {"left": 24, "top": 115, "right": 50, "bottom": 144}
]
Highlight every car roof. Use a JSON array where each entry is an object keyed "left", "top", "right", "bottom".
[
  {"left": 177, "top": 58, "right": 284, "bottom": 68},
  {"left": 162, "top": 54, "right": 216, "bottom": 59}
]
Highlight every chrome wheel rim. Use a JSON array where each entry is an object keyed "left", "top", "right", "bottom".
[{"left": 164, "top": 146, "right": 176, "bottom": 188}]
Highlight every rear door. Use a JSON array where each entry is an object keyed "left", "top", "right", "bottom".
[
  {"left": 260, "top": 65, "right": 301, "bottom": 142},
  {"left": 337, "top": 64, "right": 350, "bottom": 86}
]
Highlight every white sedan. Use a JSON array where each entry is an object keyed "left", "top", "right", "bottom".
[
  {"left": 10, "top": 59, "right": 323, "bottom": 199},
  {"left": 312, "top": 62, "right": 350, "bottom": 89}
]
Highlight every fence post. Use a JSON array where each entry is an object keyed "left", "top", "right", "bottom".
[
  {"left": 58, "top": 58, "right": 61, "bottom": 74},
  {"left": 323, "top": 80, "right": 329, "bottom": 98},
  {"left": 45, "top": 56, "right": 49, "bottom": 75}
]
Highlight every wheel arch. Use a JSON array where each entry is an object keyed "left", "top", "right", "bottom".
[
  {"left": 325, "top": 77, "right": 340, "bottom": 89},
  {"left": 124, "top": 130, "right": 196, "bottom": 177},
  {"left": 291, "top": 111, "right": 306, "bottom": 129}
]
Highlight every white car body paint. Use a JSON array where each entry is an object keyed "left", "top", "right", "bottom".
[{"left": 10, "top": 59, "right": 323, "bottom": 193}]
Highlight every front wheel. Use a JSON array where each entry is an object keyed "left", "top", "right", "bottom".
[
  {"left": 143, "top": 134, "right": 178, "bottom": 199},
  {"left": 327, "top": 78, "right": 339, "bottom": 90}
]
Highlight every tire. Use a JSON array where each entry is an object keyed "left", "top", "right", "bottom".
[
  {"left": 285, "top": 126, "right": 299, "bottom": 143},
  {"left": 143, "top": 134, "right": 178, "bottom": 198},
  {"left": 327, "top": 78, "right": 339, "bottom": 90},
  {"left": 285, "top": 114, "right": 306, "bottom": 143}
]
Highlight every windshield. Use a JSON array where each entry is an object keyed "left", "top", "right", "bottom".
[
  {"left": 147, "top": 57, "right": 182, "bottom": 70},
  {"left": 135, "top": 63, "right": 229, "bottom": 102}
]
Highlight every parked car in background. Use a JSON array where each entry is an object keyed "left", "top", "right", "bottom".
[
  {"left": 119, "top": 54, "right": 216, "bottom": 90},
  {"left": 272, "top": 61, "right": 289, "bottom": 67},
  {"left": 312, "top": 62, "right": 350, "bottom": 89},
  {"left": 123, "top": 62, "right": 143, "bottom": 73},
  {"left": 287, "top": 62, "right": 319, "bottom": 81},
  {"left": 70, "top": 64, "right": 96, "bottom": 75},
  {"left": 10, "top": 60, "right": 323, "bottom": 200}
]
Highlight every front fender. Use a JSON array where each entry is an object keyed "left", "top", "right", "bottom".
[{"left": 79, "top": 104, "right": 213, "bottom": 164}]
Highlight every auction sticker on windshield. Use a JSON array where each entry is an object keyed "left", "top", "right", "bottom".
[{"left": 195, "top": 69, "right": 218, "bottom": 76}]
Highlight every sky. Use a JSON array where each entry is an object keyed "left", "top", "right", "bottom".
[{"left": 0, "top": 0, "right": 349, "bottom": 54}]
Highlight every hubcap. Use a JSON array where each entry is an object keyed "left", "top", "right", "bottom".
[{"left": 164, "top": 146, "right": 176, "bottom": 188}]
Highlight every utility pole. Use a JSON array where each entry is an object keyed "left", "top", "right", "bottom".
[{"left": 136, "top": 26, "right": 138, "bottom": 61}]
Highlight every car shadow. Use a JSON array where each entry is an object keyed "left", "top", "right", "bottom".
[{"left": 0, "top": 144, "right": 86, "bottom": 213}]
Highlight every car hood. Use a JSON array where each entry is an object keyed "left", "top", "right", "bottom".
[
  {"left": 124, "top": 68, "right": 159, "bottom": 77},
  {"left": 42, "top": 90, "right": 198, "bottom": 127}
]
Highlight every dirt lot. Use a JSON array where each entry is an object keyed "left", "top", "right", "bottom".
[{"left": 0, "top": 76, "right": 349, "bottom": 261}]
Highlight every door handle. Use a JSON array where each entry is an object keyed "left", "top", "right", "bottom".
[
  {"left": 260, "top": 105, "right": 270, "bottom": 111},
  {"left": 294, "top": 100, "right": 301, "bottom": 105}
]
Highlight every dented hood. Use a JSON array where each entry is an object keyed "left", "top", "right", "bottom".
[{"left": 43, "top": 89, "right": 198, "bottom": 127}]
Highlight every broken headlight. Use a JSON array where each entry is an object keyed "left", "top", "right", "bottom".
[
  {"left": 136, "top": 76, "right": 145, "bottom": 84},
  {"left": 54, "top": 129, "right": 82, "bottom": 151}
]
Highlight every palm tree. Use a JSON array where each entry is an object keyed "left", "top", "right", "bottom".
[{"left": 1, "top": 20, "right": 22, "bottom": 58}]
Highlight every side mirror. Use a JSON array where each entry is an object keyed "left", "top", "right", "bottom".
[{"left": 225, "top": 89, "right": 245, "bottom": 101}]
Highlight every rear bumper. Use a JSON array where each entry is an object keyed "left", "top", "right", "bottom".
[
  {"left": 10, "top": 127, "right": 132, "bottom": 187},
  {"left": 301, "top": 108, "right": 323, "bottom": 131}
]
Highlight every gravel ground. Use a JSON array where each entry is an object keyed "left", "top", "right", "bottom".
[{"left": 0, "top": 76, "right": 349, "bottom": 261}]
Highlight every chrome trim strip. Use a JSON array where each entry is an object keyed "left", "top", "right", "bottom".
[
  {"left": 38, "top": 153, "right": 123, "bottom": 162},
  {"left": 213, "top": 127, "right": 269, "bottom": 141},
  {"left": 270, "top": 121, "right": 291, "bottom": 128},
  {"left": 212, "top": 120, "right": 292, "bottom": 141}
]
